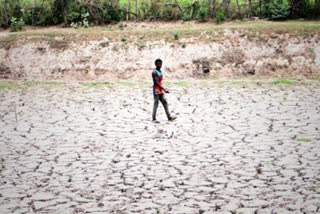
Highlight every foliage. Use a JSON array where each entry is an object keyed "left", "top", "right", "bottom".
[
  {"left": 197, "top": 9, "right": 207, "bottom": 22},
  {"left": 268, "top": 0, "right": 290, "bottom": 20},
  {"left": 10, "top": 17, "right": 25, "bottom": 32},
  {"left": 215, "top": 7, "right": 226, "bottom": 24},
  {"left": 0, "top": 0, "right": 319, "bottom": 28}
]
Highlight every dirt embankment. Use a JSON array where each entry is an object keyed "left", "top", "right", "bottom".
[{"left": 1, "top": 26, "right": 320, "bottom": 81}]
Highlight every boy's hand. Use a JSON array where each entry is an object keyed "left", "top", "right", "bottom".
[{"left": 164, "top": 89, "right": 169, "bottom": 93}]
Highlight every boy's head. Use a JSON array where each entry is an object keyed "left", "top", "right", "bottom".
[{"left": 155, "top": 59, "right": 162, "bottom": 69}]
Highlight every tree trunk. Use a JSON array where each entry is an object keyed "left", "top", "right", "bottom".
[
  {"left": 134, "top": 0, "right": 137, "bottom": 21},
  {"left": 3, "top": 0, "right": 9, "bottom": 26},
  {"left": 126, "top": 0, "right": 130, "bottom": 21},
  {"left": 236, "top": 0, "right": 240, "bottom": 18},
  {"left": 32, "top": 0, "right": 36, "bottom": 25},
  {"left": 61, "top": 0, "right": 65, "bottom": 22},
  {"left": 259, "top": 0, "right": 261, "bottom": 17},
  {"left": 197, "top": 0, "right": 205, "bottom": 16},
  {"left": 210, "top": 0, "right": 216, "bottom": 19},
  {"left": 248, "top": 0, "right": 252, "bottom": 19},
  {"left": 289, "top": 0, "right": 305, "bottom": 17},
  {"left": 190, "top": 0, "right": 196, "bottom": 19}
]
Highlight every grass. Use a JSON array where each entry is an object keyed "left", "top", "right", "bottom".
[
  {"left": 311, "top": 77, "right": 320, "bottom": 81},
  {"left": 2, "top": 20, "right": 320, "bottom": 46},
  {"left": 115, "top": 81, "right": 136, "bottom": 87},
  {"left": 298, "top": 138, "right": 311, "bottom": 142},
  {"left": 27, "top": 81, "right": 65, "bottom": 87},
  {"left": 174, "top": 80, "right": 188, "bottom": 87},
  {"left": 0, "top": 81, "right": 19, "bottom": 90},
  {"left": 269, "top": 78, "right": 293, "bottom": 85},
  {"left": 80, "top": 82, "right": 111, "bottom": 87}
]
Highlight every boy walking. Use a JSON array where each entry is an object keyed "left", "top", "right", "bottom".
[{"left": 152, "top": 59, "right": 176, "bottom": 123}]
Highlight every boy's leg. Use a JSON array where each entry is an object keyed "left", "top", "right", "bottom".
[
  {"left": 152, "top": 94, "right": 160, "bottom": 121},
  {"left": 159, "top": 94, "right": 171, "bottom": 120}
]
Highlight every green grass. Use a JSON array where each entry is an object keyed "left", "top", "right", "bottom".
[
  {"left": 174, "top": 80, "right": 188, "bottom": 87},
  {"left": 80, "top": 82, "right": 111, "bottom": 87},
  {"left": 298, "top": 138, "right": 311, "bottom": 142},
  {"left": 115, "top": 81, "right": 136, "bottom": 87},
  {"left": 27, "top": 81, "right": 65, "bottom": 87},
  {"left": 0, "top": 81, "right": 19, "bottom": 90},
  {"left": 85, "top": 196, "right": 94, "bottom": 200},
  {"left": 311, "top": 77, "right": 320, "bottom": 81},
  {"left": 232, "top": 81, "right": 244, "bottom": 85},
  {"left": 269, "top": 78, "right": 293, "bottom": 85}
]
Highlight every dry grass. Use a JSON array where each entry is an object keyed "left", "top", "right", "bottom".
[{"left": 1, "top": 20, "right": 319, "bottom": 46}]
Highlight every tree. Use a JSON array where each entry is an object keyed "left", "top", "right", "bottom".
[
  {"left": 210, "top": 0, "right": 216, "bottom": 18},
  {"left": 3, "top": 0, "right": 9, "bottom": 26},
  {"left": 288, "top": 0, "right": 305, "bottom": 17},
  {"left": 134, "top": 0, "right": 137, "bottom": 21},
  {"left": 126, "top": 0, "right": 130, "bottom": 21},
  {"left": 236, "top": 0, "right": 240, "bottom": 18},
  {"left": 248, "top": 0, "right": 252, "bottom": 19},
  {"left": 32, "top": 0, "right": 36, "bottom": 25}
]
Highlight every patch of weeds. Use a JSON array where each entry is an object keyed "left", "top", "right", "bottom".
[
  {"left": 310, "top": 185, "right": 317, "bottom": 191},
  {"left": 0, "top": 81, "right": 18, "bottom": 90},
  {"left": 49, "top": 185, "right": 57, "bottom": 188},
  {"left": 66, "top": 174, "right": 72, "bottom": 178},
  {"left": 298, "top": 138, "right": 311, "bottom": 142},
  {"left": 311, "top": 77, "right": 320, "bottom": 81},
  {"left": 99, "top": 41, "right": 109, "bottom": 48},
  {"left": 48, "top": 39, "right": 69, "bottom": 50},
  {"left": 296, "top": 169, "right": 303, "bottom": 177},
  {"left": 112, "top": 45, "right": 119, "bottom": 52},
  {"left": 136, "top": 41, "right": 145, "bottom": 50},
  {"left": 269, "top": 79, "right": 292, "bottom": 85},
  {"left": 175, "top": 80, "right": 188, "bottom": 87},
  {"left": 173, "top": 32, "right": 179, "bottom": 40},
  {"left": 27, "top": 81, "right": 65, "bottom": 87},
  {"left": 86, "top": 196, "right": 94, "bottom": 200},
  {"left": 118, "top": 22, "right": 124, "bottom": 30},
  {"left": 80, "top": 82, "right": 111, "bottom": 87},
  {"left": 181, "top": 42, "right": 186, "bottom": 48},
  {"left": 116, "top": 82, "right": 136, "bottom": 87},
  {"left": 232, "top": 81, "right": 243, "bottom": 85},
  {"left": 200, "top": 81, "right": 208, "bottom": 87},
  {"left": 121, "top": 37, "right": 126, "bottom": 42}
]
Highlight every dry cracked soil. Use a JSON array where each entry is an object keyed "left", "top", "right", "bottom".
[{"left": 0, "top": 80, "right": 320, "bottom": 214}]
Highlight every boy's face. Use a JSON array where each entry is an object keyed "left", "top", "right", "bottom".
[{"left": 156, "top": 61, "right": 162, "bottom": 70}]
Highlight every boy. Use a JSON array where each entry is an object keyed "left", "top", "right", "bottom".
[{"left": 152, "top": 59, "right": 176, "bottom": 123}]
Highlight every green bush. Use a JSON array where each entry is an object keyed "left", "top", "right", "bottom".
[
  {"left": 215, "top": 7, "right": 226, "bottom": 24},
  {"left": 197, "top": 9, "right": 207, "bottom": 22},
  {"left": 297, "top": 0, "right": 320, "bottom": 18},
  {"left": 268, "top": 0, "right": 290, "bottom": 20},
  {"left": 10, "top": 17, "right": 24, "bottom": 32}
]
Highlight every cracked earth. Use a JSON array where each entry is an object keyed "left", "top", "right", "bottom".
[{"left": 0, "top": 81, "right": 320, "bottom": 214}]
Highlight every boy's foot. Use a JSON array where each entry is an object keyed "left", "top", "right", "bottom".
[
  {"left": 152, "top": 120, "right": 160, "bottom": 124},
  {"left": 168, "top": 116, "right": 177, "bottom": 121}
]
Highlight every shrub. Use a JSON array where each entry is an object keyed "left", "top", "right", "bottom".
[
  {"left": 197, "top": 9, "right": 207, "bottom": 22},
  {"left": 173, "top": 32, "right": 179, "bottom": 40},
  {"left": 215, "top": 7, "right": 226, "bottom": 24},
  {"left": 10, "top": 17, "right": 24, "bottom": 32},
  {"left": 268, "top": 0, "right": 290, "bottom": 20}
]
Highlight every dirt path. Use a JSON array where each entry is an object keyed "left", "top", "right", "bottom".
[{"left": 0, "top": 81, "right": 320, "bottom": 213}]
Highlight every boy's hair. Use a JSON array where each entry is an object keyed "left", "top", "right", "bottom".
[{"left": 155, "top": 59, "right": 162, "bottom": 65}]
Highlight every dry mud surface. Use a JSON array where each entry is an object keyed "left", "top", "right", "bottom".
[{"left": 0, "top": 81, "right": 320, "bottom": 214}]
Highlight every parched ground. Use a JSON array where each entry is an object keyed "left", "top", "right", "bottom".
[{"left": 0, "top": 80, "right": 320, "bottom": 214}]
